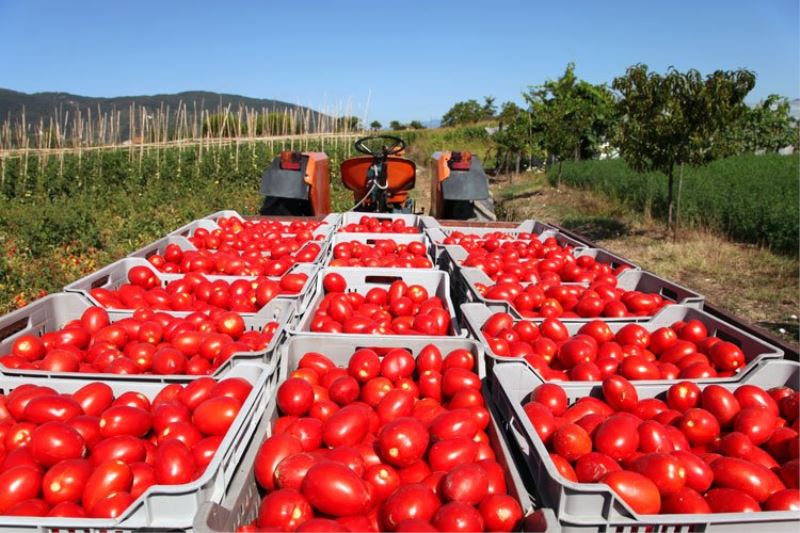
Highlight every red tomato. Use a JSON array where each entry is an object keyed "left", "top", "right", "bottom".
[
  {"left": 764, "top": 489, "right": 800, "bottom": 511},
  {"left": 711, "top": 457, "right": 784, "bottom": 503},
  {"left": 661, "top": 486, "right": 712, "bottom": 514},
  {"left": 99, "top": 405, "right": 151, "bottom": 438},
  {"left": 552, "top": 423, "right": 592, "bottom": 462},
  {"left": 594, "top": 414, "right": 640, "bottom": 462},
  {"left": 254, "top": 434, "right": 303, "bottom": 491},
  {"left": 379, "top": 484, "right": 441, "bottom": 531},
  {"left": 0, "top": 465, "right": 41, "bottom": 512},
  {"left": 378, "top": 417, "right": 429, "bottom": 467},
  {"left": 666, "top": 381, "right": 701, "bottom": 412},
  {"left": 631, "top": 453, "right": 687, "bottom": 496},
  {"left": 89, "top": 491, "right": 134, "bottom": 518},
  {"left": 530, "top": 384, "right": 568, "bottom": 416},
  {"left": 257, "top": 488, "right": 313, "bottom": 530},
  {"left": 30, "top": 422, "right": 86, "bottom": 467},
  {"left": 154, "top": 439, "right": 196, "bottom": 485},
  {"left": 441, "top": 463, "right": 489, "bottom": 505},
  {"left": 42, "top": 459, "right": 93, "bottom": 505},
  {"left": 705, "top": 487, "right": 760, "bottom": 512},
  {"left": 323, "top": 273, "right": 347, "bottom": 293},
  {"left": 301, "top": 461, "right": 371, "bottom": 517},
  {"left": 478, "top": 493, "right": 522, "bottom": 532},
  {"left": 432, "top": 501, "right": 484, "bottom": 532},
  {"left": 193, "top": 396, "right": 242, "bottom": 436},
  {"left": 601, "top": 470, "right": 661, "bottom": 514},
  {"left": 82, "top": 460, "right": 132, "bottom": 512}
]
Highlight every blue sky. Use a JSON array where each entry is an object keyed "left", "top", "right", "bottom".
[{"left": 1, "top": 0, "right": 797, "bottom": 123}]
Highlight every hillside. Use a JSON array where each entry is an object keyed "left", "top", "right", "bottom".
[{"left": 0, "top": 88, "right": 323, "bottom": 137}]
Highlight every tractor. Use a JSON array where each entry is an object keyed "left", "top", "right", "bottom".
[{"left": 259, "top": 135, "right": 494, "bottom": 219}]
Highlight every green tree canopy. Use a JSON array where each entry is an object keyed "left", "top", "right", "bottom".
[
  {"left": 369, "top": 120, "right": 382, "bottom": 131},
  {"left": 441, "top": 99, "right": 484, "bottom": 127},
  {"left": 389, "top": 120, "right": 405, "bottom": 131},
  {"left": 613, "top": 64, "right": 756, "bottom": 235},
  {"left": 726, "top": 95, "right": 799, "bottom": 153},
  {"left": 524, "top": 63, "right": 617, "bottom": 181},
  {"left": 409, "top": 120, "right": 426, "bottom": 130}
]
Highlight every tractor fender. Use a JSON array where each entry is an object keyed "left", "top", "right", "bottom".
[
  {"left": 441, "top": 157, "right": 490, "bottom": 201},
  {"left": 260, "top": 156, "right": 310, "bottom": 200}
]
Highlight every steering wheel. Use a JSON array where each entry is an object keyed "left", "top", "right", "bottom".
[{"left": 354, "top": 135, "right": 406, "bottom": 157}]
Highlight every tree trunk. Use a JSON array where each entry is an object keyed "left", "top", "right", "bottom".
[
  {"left": 556, "top": 160, "right": 563, "bottom": 190},
  {"left": 666, "top": 166, "right": 675, "bottom": 236},
  {"left": 674, "top": 163, "right": 684, "bottom": 243}
]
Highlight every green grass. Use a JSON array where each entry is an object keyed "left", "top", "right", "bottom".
[{"left": 554, "top": 154, "right": 800, "bottom": 255}]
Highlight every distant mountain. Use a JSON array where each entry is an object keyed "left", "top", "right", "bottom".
[{"left": 0, "top": 88, "right": 325, "bottom": 138}]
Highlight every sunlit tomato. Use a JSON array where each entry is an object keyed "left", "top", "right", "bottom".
[
  {"left": 301, "top": 461, "right": 371, "bottom": 517},
  {"left": 379, "top": 484, "right": 441, "bottom": 531},
  {"left": 193, "top": 396, "right": 242, "bottom": 436},
  {"left": 30, "top": 422, "right": 86, "bottom": 467},
  {"left": 601, "top": 470, "right": 661, "bottom": 514},
  {"left": 661, "top": 487, "right": 712, "bottom": 514},
  {"left": 704, "top": 488, "right": 761, "bottom": 512},
  {"left": 254, "top": 434, "right": 303, "bottom": 491},
  {"left": 574, "top": 452, "right": 622, "bottom": 483},
  {"left": 257, "top": 488, "right": 313, "bottom": 531},
  {"left": 594, "top": 414, "right": 640, "bottom": 462},
  {"left": 530, "top": 384, "right": 568, "bottom": 416},
  {"left": 666, "top": 382, "right": 701, "bottom": 412},
  {"left": 378, "top": 417, "right": 429, "bottom": 467},
  {"left": 42, "top": 459, "right": 93, "bottom": 505},
  {"left": 552, "top": 423, "right": 592, "bottom": 462},
  {"left": 82, "top": 460, "right": 132, "bottom": 512},
  {"left": 441, "top": 463, "right": 489, "bottom": 505}
]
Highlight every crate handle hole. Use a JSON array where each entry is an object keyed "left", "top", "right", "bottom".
[
  {"left": 0, "top": 318, "right": 29, "bottom": 343},
  {"left": 90, "top": 275, "right": 111, "bottom": 289},
  {"left": 364, "top": 275, "right": 402, "bottom": 285},
  {"left": 660, "top": 287, "right": 678, "bottom": 302}
]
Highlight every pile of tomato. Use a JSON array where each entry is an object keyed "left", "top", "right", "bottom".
[
  {"left": 0, "top": 375, "right": 252, "bottom": 518},
  {"left": 339, "top": 217, "right": 421, "bottom": 234},
  {"left": 1, "top": 305, "right": 277, "bottom": 375},
  {"left": 147, "top": 241, "right": 323, "bottom": 276},
  {"left": 246, "top": 345, "right": 523, "bottom": 532},
  {"left": 481, "top": 312, "right": 749, "bottom": 381},
  {"left": 459, "top": 245, "right": 630, "bottom": 284},
  {"left": 309, "top": 273, "right": 452, "bottom": 336},
  {"left": 88, "top": 266, "right": 308, "bottom": 314},
  {"left": 440, "top": 231, "right": 540, "bottom": 246},
  {"left": 329, "top": 239, "right": 433, "bottom": 269},
  {"left": 522, "top": 376, "right": 799, "bottom": 514},
  {"left": 191, "top": 217, "right": 327, "bottom": 251},
  {"left": 473, "top": 275, "right": 668, "bottom": 319}
]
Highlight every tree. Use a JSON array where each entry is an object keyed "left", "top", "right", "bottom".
[
  {"left": 613, "top": 64, "right": 756, "bottom": 238},
  {"left": 482, "top": 96, "right": 497, "bottom": 120},
  {"left": 409, "top": 120, "right": 426, "bottom": 130},
  {"left": 336, "top": 116, "right": 360, "bottom": 132},
  {"left": 497, "top": 101, "right": 523, "bottom": 127},
  {"left": 389, "top": 120, "right": 406, "bottom": 131},
  {"left": 441, "top": 99, "right": 484, "bottom": 127},
  {"left": 369, "top": 120, "right": 382, "bottom": 131},
  {"left": 524, "top": 63, "right": 616, "bottom": 185},
  {"left": 726, "top": 95, "right": 799, "bottom": 153}
]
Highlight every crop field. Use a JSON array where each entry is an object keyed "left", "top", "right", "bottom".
[
  {"left": 555, "top": 154, "right": 800, "bottom": 255},
  {"left": 0, "top": 136, "right": 357, "bottom": 312}
]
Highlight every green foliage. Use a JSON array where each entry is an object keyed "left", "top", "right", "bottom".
[
  {"left": 525, "top": 63, "right": 617, "bottom": 164},
  {"left": 441, "top": 99, "right": 485, "bottom": 127},
  {"left": 612, "top": 65, "right": 756, "bottom": 233},
  {"left": 369, "top": 120, "right": 382, "bottom": 131},
  {"left": 409, "top": 120, "right": 426, "bottom": 130},
  {"left": 726, "top": 95, "right": 800, "bottom": 153},
  {"left": 481, "top": 97, "right": 497, "bottom": 120},
  {"left": 554, "top": 154, "right": 799, "bottom": 255},
  {"left": 0, "top": 139, "right": 356, "bottom": 312},
  {"left": 389, "top": 120, "right": 406, "bottom": 131}
]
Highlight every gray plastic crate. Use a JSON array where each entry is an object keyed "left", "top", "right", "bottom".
[
  {"left": 291, "top": 267, "right": 463, "bottom": 337},
  {"left": 130, "top": 232, "right": 330, "bottom": 270},
  {"left": 0, "top": 292, "right": 293, "bottom": 381},
  {"left": 458, "top": 267, "right": 704, "bottom": 322},
  {"left": 168, "top": 216, "right": 335, "bottom": 242},
  {"left": 443, "top": 245, "right": 639, "bottom": 313},
  {"left": 461, "top": 302, "right": 785, "bottom": 385},
  {"left": 195, "top": 334, "right": 559, "bottom": 532},
  {"left": 491, "top": 359, "right": 800, "bottom": 531},
  {"left": 64, "top": 257, "right": 319, "bottom": 319},
  {"left": 0, "top": 361, "right": 271, "bottom": 532},
  {"left": 325, "top": 232, "right": 437, "bottom": 269},
  {"left": 337, "top": 212, "right": 428, "bottom": 232},
  {"left": 427, "top": 223, "right": 585, "bottom": 262}
]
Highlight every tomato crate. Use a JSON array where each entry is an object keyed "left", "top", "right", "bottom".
[
  {"left": 325, "top": 232, "right": 437, "bottom": 269},
  {"left": 461, "top": 302, "right": 785, "bottom": 385},
  {"left": 129, "top": 233, "right": 331, "bottom": 267},
  {"left": 194, "top": 335, "right": 560, "bottom": 532},
  {"left": 457, "top": 267, "right": 704, "bottom": 322},
  {"left": 291, "top": 267, "right": 464, "bottom": 337},
  {"left": 337, "top": 212, "right": 431, "bottom": 233},
  {"left": 0, "top": 292, "right": 293, "bottom": 381},
  {"left": 167, "top": 215, "right": 336, "bottom": 242},
  {"left": 64, "top": 257, "right": 320, "bottom": 320},
  {"left": 490, "top": 359, "right": 800, "bottom": 532},
  {"left": 426, "top": 222, "right": 584, "bottom": 262},
  {"left": 0, "top": 361, "right": 272, "bottom": 532}
]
